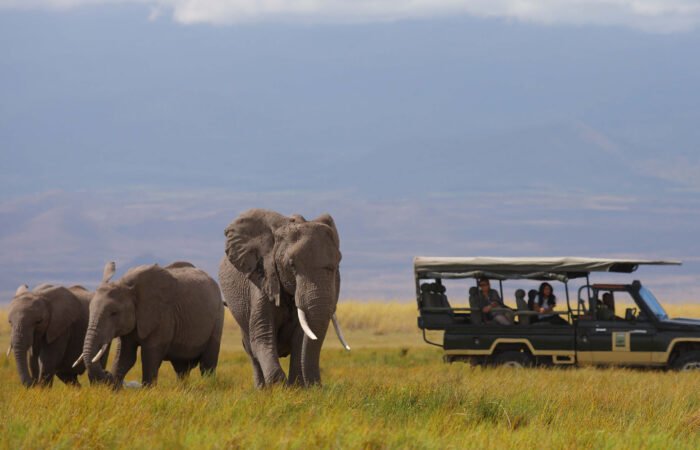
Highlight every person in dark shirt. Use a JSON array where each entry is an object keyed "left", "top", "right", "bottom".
[
  {"left": 597, "top": 292, "right": 617, "bottom": 321},
  {"left": 475, "top": 278, "right": 513, "bottom": 325}
]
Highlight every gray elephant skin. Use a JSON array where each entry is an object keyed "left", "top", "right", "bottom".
[
  {"left": 218, "top": 209, "right": 350, "bottom": 388},
  {"left": 82, "top": 261, "right": 224, "bottom": 387},
  {"left": 7, "top": 283, "right": 108, "bottom": 387}
]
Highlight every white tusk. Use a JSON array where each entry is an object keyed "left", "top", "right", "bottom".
[
  {"left": 297, "top": 308, "right": 318, "bottom": 340},
  {"left": 91, "top": 344, "right": 108, "bottom": 363},
  {"left": 6, "top": 345, "right": 12, "bottom": 358},
  {"left": 332, "top": 313, "right": 351, "bottom": 351},
  {"left": 72, "top": 353, "right": 85, "bottom": 368}
]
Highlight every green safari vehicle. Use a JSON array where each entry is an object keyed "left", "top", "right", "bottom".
[{"left": 415, "top": 257, "right": 700, "bottom": 370}]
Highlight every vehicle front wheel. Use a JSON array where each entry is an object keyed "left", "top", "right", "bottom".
[
  {"left": 671, "top": 351, "right": 700, "bottom": 371},
  {"left": 492, "top": 351, "right": 534, "bottom": 368}
]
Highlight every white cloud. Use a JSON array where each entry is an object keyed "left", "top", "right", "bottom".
[
  {"left": 636, "top": 157, "right": 700, "bottom": 192},
  {"left": 1, "top": 0, "right": 700, "bottom": 31}
]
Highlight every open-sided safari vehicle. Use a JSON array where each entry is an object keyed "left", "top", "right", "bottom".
[{"left": 415, "top": 257, "right": 700, "bottom": 370}]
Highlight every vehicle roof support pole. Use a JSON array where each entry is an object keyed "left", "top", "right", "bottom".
[{"left": 586, "top": 274, "right": 591, "bottom": 299}]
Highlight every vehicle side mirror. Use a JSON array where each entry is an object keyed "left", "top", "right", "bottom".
[{"left": 625, "top": 308, "right": 637, "bottom": 321}]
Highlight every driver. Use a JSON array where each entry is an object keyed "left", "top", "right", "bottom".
[{"left": 597, "top": 293, "right": 616, "bottom": 321}]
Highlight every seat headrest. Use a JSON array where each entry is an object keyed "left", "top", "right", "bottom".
[
  {"left": 469, "top": 286, "right": 478, "bottom": 296},
  {"left": 420, "top": 282, "right": 446, "bottom": 294},
  {"left": 515, "top": 289, "right": 525, "bottom": 299},
  {"left": 528, "top": 289, "right": 538, "bottom": 301}
]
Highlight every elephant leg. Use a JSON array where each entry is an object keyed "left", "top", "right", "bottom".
[
  {"left": 38, "top": 334, "right": 69, "bottom": 387},
  {"left": 287, "top": 326, "right": 304, "bottom": 387},
  {"left": 249, "top": 297, "right": 286, "bottom": 386},
  {"left": 171, "top": 360, "right": 195, "bottom": 380},
  {"left": 38, "top": 361, "right": 54, "bottom": 387},
  {"left": 39, "top": 374, "right": 55, "bottom": 387},
  {"left": 199, "top": 334, "right": 221, "bottom": 377},
  {"left": 242, "top": 335, "right": 265, "bottom": 389},
  {"left": 110, "top": 337, "right": 138, "bottom": 385},
  {"left": 57, "top": 372, "right": 80, "bottom": 387},
  {"left": 140, "top": 345, "right": 166, "bottom": 387},
  {"left": 99, "top": 342, "right": 112, "bottom": 369}
]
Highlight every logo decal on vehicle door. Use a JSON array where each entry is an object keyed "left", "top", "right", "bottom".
[{"left": 612, "top": 332, "right": 630, "bottom": 352}]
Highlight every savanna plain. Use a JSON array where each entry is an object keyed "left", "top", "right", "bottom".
[{"left": 1, "top": 302, "right": 700, "bottom": 449}]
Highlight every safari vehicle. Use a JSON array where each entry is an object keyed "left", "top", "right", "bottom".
[{"left": 415, "top": 257, "right": 700, "bottom": 370}]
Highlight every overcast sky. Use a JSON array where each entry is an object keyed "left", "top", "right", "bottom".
[{"left": 1, "top": 2, "right": 699, "bottom": 304}]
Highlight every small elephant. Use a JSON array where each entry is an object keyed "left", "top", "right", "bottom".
[
  {"left": 7, "top": 282, "right": 108, "bottom": 387},
  {"left": 218, "top": 209, "right": 350, "bottom": 388},
  {"left": 82, "top": 261, "right": 224, "bottom": 387}
]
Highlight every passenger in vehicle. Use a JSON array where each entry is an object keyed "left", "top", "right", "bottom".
[
  {"left": 530, "top": 282, "right": 568, "bottom": 325},
  {"left": 475, "top": 278, "right": 513, "bottom": 325},
  {"left": 514, "top": 289, "right": 530, "bottom": 325}
]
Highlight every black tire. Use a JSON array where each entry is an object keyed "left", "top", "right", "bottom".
[
  {"left": 671, "top": 351, "right": 700, "bottom": 371},
  {"left": 443, "top": 355, "right": 475, "bottom": 365},
  {"left": 492, "top": 350, "right": 534, "bottom": 368}
]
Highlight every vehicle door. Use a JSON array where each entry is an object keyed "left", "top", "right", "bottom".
[{"left": 576, "top": 290, "right": 656, "bottom": 365}]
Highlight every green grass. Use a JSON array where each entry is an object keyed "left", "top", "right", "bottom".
[{"left": 1, "top": 303, "right": 699, "bottom": 449}]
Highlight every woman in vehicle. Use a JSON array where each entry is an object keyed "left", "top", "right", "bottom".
[{"left": 530, "top": 282, "right": 568, "bottom": 325}]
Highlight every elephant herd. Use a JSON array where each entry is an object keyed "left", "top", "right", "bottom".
[{"left": 6, "top": 209, "right": 350, "bottom": 389}]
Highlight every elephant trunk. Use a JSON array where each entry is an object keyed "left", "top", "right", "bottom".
[
  {"left": 11, "top": 327, "right": 35, "bottom": 387},
  {"left": 298, "top": 303, "right": 332, "bottom": 387},
  {"left": 83, "top": 326, "right": 110, "bottom": 383}
]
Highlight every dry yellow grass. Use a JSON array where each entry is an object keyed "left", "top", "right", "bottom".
[{"left": 1, "top": 302, "right": 699, "bottom": 449}]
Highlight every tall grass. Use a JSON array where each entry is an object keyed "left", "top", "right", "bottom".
[{"left": 1, "top": 302, "right": 699, "bottom": 449}]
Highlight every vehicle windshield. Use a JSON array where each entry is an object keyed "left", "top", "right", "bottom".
[{"left": 639, "top": 286, "right": 668, "bottom": 320}]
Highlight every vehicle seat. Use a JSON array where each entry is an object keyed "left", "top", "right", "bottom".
[
  {"left": 418, "top": 282, "right": 461, "bottom": 330},
  {"left": 469, "top": 286, "right": 483, "bottom": 324},
  {"left": 420, "top": 282, "right": 450, "bottom": 309},
  {"left": 527, "top": 289, "right": 538, "bottom": 311},
  {"left": 515, "top": 289, "right": 530, "bottom": 325}
]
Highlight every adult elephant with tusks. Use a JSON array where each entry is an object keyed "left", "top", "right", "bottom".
[
  {"left": 218, "top": 209, "right": 350, "bottom": 388},
  {"left": 7, "top": 282, "right": 108, "bottom": 387},
  {"left": 81, "top": 261, "right": 224, "bottom": 388}
]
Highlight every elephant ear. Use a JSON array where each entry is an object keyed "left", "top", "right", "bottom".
[
  {"left": 224, "top": 209, "right": 288, "bottom": 306},
  {"left": 46, "top": 287, "right": 82, "bottom": 344},
  {"left": 312, "top": 213, "right": 342, "bottom": 303},
  {"left": 102, "top": 261, "right": 116, "bottom": 283},
  {"left": 15, "top": 284, "right": 29, "bottom": 296},
  {"left": 123, "top": 264, "right": 177, "bottom": 340},
  {"left": 312, "top": 213, "right": 340, "bottom": 249}
]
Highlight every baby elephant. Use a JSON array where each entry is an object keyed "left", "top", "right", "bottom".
[
  {"left": 82, "top": 261, "right": 224, "bottom": 387},
  {"left": 7, "top": 283, "right": 108, "bottom": 387}
]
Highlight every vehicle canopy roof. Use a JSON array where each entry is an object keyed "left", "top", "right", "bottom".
[{"left": 414, "top": 256, "right": 681, "bottom": 282}]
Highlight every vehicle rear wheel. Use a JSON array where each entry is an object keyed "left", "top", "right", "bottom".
[
  {"left": 671, "top": 351, "right": 700, "bottom": 371},
  {"left": 493, "top": 351, "right": 533, "bottom": 368}
]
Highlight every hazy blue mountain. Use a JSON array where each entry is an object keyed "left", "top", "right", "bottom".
[{"left": 1, "top": 8, "right": 699, "bottom": 302}]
